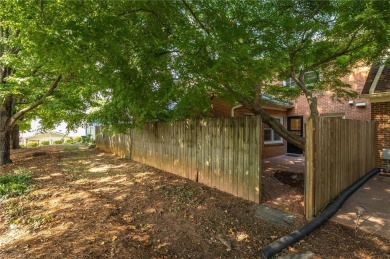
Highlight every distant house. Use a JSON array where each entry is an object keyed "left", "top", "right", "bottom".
[
  {"left": 85, "top": 122, "right": 99, "bottom": 140},
  {"left": 211, "top": 66, "right": 374, "bottom": 159},
  {"left": 24, "top": 131, "right": 70, "bottom": 145},
  {"left": 361, "top": 64, "right": 390, "bottom": 169},
  {"left": 285, "top": 65, "right": 371, "bottom": 154}
]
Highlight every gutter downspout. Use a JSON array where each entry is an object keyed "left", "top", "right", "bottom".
[{"left": 231, "top": 104, "right": 243, "bottom": 118}]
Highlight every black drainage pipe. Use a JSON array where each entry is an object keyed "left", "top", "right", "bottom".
[{"left": 260, "top": 168, "right": 380, "bottom": 259}]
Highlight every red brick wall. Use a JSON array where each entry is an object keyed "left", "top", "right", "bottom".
[
  {"left": 371, "top": 102, "right": 390, "bottom": 169},
  {"left": 211, "top": 98, "right": 238, "bottom": 117},
  {"left": 287, "top": 66, "right": 371, "bottom": 122},
  {"left": 211, "top": 98, "right": 287, "bottom": 158}
]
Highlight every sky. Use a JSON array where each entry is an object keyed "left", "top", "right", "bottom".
[{"left": 21, "top": 119, "right": 86, "bottom": 138}]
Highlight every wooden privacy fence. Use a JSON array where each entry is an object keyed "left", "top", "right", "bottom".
[
  {"left": 96, "top": 117, "right": 262, "bottom": 203},
  {"left": 305, "top": 117, "right": 375, "bottom": 219}
]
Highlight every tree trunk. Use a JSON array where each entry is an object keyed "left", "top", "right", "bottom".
[
  {"left": 0, "top": 129, "right": 12, "bottom": 165},
  {"left": 251, "top": 106, "right": 306, "bottom": 149},
  {"left": 237, "top": 96, "right": 306, "bottom": 150},
  {"left": 0, "top": 97, "right": 13, "bottom": 165},
  {"left": 11, "top": 124, "right": 21, "bottom": 149},
  {"left": 307, "top": 95, "right": 319, "bottom": 118}
]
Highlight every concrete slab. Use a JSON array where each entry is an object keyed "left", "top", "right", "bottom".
[
  {"left": 255, "top": 205, "right": 296, "bottom": 227},
  {"left": 331, "top": 175, "right": 390, "bottom": 240}
]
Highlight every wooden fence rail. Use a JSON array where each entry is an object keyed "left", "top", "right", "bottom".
[
  {"left": 96, "top": 117, "right": 262, "bottom": 203},
  {"left": 305, "top": 117, "right": 375, "bottom": 219}
]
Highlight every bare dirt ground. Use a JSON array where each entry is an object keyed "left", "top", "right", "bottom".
[
  {"left": 262, "top": 171, "right": 305, "bottom": 216},
  {"left": 0, "top": 145, "right": 389, "bottom": 258}
]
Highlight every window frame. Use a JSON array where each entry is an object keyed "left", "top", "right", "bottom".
[
  {"left": 264, "top": 117, "right": 284, "bottom": 144},
  {"left": 283, "top": 71, "right": 319, "bottom": 87}
]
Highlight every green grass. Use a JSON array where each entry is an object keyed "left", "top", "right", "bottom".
[{"left": 0, "top": 168, "right": 33, "bottom": 198}]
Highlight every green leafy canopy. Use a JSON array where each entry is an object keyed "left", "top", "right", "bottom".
[{"left": 1, "top": 0, "right": 390, "bottom": 134}]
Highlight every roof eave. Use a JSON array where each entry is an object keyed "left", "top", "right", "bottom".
[
  {"left": 262, "top": 103, "right": 295, "bottom": 111},
  {"left": 360, "top": 92, "right": 390, "bottom": 103}
]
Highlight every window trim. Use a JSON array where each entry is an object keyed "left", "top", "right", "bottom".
[
  {"left": 283, "top": 71, "right": 319, "bottom": 87},
  {"left": 264, "top": 117, "right": 284, "bottom": 144},
  {"left": 283, "top": 78, "right": 296, "bottom": 87}
]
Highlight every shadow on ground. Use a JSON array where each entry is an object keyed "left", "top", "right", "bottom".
[
  {"left": 262, "top": 155, "right": 305, "bottom": 216},
  {"left": 0, "top": 146, "right": 388, "bottom": 258}
]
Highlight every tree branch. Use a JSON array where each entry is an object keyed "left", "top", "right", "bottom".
[
  {"left": 222, "top": 82, "right": 305, "bottom": 149},
  {"left": 154, "top": 50, "right": 179, "bottom": 58},
  {"left": 181, "top": 0, "right": 210, "bottom": 35},
  {"left": 289, "top": 51, "right": 310, "bottom": 97},
  {"left": 118, "top": 8, "right": 165, "bottom": 26},
  {"left": 9, "top": 75, "right": 62, "bottom": 127},
  {"left": 118, "top": 8, "right": 157, "bottom": 17},
  {"left": 307, "top": 29, "right": 363, "bottom": 70},
  {"left": 289, "top": 52, "right": 319, "bottom": 118},
  {"left": 241, "top": 96, "right": 305, "bottom": 149}
]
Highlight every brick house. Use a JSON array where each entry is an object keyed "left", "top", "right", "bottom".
[
  {"left": 287, "top": 66, "right": 371, "bottom": 121},
  {"left": 211, "top": 96, "right": 293, "bottom": 158},
  {"left": 211, "top": 65, "right": 373, "bottom": 158},
  {"left": 361, "top": 65, "right": 390, "bottom": 169}
]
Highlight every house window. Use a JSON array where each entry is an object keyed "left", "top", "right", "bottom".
[
  {"left": 283, "top": 78, "right": 297, "bottom": 87},
  {"left": 283, "top": 71, "right": 319, "bottom": 87},
  {"left": 264, "top": 117, "right": 283, "bottom": 144}
]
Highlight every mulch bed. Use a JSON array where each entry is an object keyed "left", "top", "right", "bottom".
[{"left": 0, "top": 146, "right": 388, "bottom": 258}]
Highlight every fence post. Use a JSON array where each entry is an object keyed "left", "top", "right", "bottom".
[
  {"left": 257, "top": 115, "right": 262, "bottom": 203},
  {"left": 305, "top": 118, "right": 316, "bottom": 220}
]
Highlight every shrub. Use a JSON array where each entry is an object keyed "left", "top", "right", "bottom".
[
  {"left": 53, "top": 140, "right": 64, "bottom": 145},
  {"left": 0, "top": 168, "right": 33, "bottom": 198},
  {"left": 27, "top": 142, "right": 39, "bottom": 148},
  {"left": 73, "top": 136, "right": 82, "bottom": 143},
  {"left": 65, "top": 139, "right": 74, "bottom": 144},
  {"left": 82, "top": 134, "right": 93, "bottom": 144},
  {"left": 40, "top": 140, "right": 50, "bottom": 146}
]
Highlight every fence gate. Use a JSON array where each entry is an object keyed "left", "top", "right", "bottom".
[{"left": 305, "top": 117, "right": 375, "bottom": 219}]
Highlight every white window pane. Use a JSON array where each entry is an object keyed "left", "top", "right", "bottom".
[
  {"left": 264, "top": 129, "right": 272, "bottom": 141},
  {"left": 284, "top": 78, "right": 296, "bottom": 87},
  {"left": 304, "top": 71, "right": 319, "bottom": 84},
  {"left": 273, "top": 133, "right": 281, "bottom": 141},
  {"left": 264, "top": 117, "right": 284, "bottom": 144}
]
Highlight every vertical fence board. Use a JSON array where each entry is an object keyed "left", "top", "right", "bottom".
[
  {"left": 304, "top": 118, "right": 315, "bottom": 219},
  {"left": 233, "top": 119, "right": 239, "bottom": 197},
  {"left": 197, "top": 121, "right": 204, "bottom": 185},
  {"left": 220, "top": 119, "right": 226, "bottom": 193},
  {"left": 227, "top": 119, "right": 234, "bottom": 195},
  {"left": 243, "top": 117, "right": 250, "bottom": 200}
]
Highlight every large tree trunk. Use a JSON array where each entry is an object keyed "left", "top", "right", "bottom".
[
  {"left": 251, "top": 106, "right": 306, "bottom": 149},
  {"left": 0, "top": 97, "right": 13, "bottom": 165},
  {"left": 237, "top": 95, "right": 306, "bottom": 149},
  {"left": 0, "top": 129, "right": 12, "bottom": 165},
  {"left": 11, "top": 124, "right": 21, "bottom": 149},
  {"left": 307, "top": 96, "right": 319, "bottom": 118}
]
